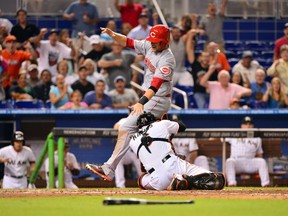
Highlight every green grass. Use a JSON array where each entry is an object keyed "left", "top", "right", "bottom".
[{"left": 0, "top": 195, "right": 287, "bottom": 216}]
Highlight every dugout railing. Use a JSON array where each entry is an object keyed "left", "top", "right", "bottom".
[{"left": 28, "top": 128, "right": 288, "bottom": 188}]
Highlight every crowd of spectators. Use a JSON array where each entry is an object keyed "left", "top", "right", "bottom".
[{"left": 0, "top": 0, "right": 288, "bottom": 110}]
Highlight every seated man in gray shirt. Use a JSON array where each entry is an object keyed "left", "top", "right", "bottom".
[{"left": 108, "top": 75, "right": 139, "bottom": 109}]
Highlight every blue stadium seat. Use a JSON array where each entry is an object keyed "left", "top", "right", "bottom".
[
  {"left": 245, "top": 41, "right": 269, "bottom": 51},
  {"left": 225, "top": 50, "right": 236, "bottom": 59},
  {"left": 225, "top": 41, "right": 244, "bottom": 52},
  {"left": 45, "top": 100, "right": 51, "bottom": 109},
  {"left": 172, "top": 86, "right": 198, "bottom": 109},
  {"left": 0, "top": 100, "right": 13, "bottom": 109},
  {"left": 261, "top": 51, "right": 274, "bottom": 61},
  {"left": 14, "top": 100, "right": 45, "bottom": 109},
  {"left": 228, "top": 58, "right": 240, "bottom": 67}
]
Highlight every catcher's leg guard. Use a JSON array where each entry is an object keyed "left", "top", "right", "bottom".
[
  {"left": 189, "top": 173, "right": 226, "bottom": 190},
  {"left": 167, "top": 174, "right": 189, "bottom": 190}
]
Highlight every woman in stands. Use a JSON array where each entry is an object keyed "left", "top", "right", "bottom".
[
  {"left": 262, "top": 77, "right": 288, "bottom": 108},
  {"left": 9, "top": 71, "right": 35, "bottom": 100},
  {"left": 58, "top": 90, "right": 87, "bottom": 110},
  {"left": 49, "top": 74, "right": 72, "bottom": 109}
]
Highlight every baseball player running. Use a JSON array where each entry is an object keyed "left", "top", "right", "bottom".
[
  {"left": 225, "top": 116, "right": 270, "bottom": 187},
  {"left": 113, "top": 117, "right": 141, "bottom": 188},
  {"left": 86, "top": 24, "right": 175, "bottom": 181},
  {"left": 129, "top": 112, "right": 225, "bottom": 191},
  {"left": 0, "top": 131, "right": 36, "bottom": 189}
]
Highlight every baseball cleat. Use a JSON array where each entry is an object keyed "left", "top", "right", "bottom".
[{"left": 85, "top": 163, "right": 112, "bottom": 182}]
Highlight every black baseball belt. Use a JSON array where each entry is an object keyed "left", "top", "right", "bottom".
[
  {"left": 5, "top": 174, "right": 25, "bottom": 179},
  {"left": 147, "top": 154, "right": 172, "bottom": 174}
]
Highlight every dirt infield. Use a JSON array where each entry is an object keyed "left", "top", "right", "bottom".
[{"left": 1, "top": 188, "right": 288, "bottom": 200}]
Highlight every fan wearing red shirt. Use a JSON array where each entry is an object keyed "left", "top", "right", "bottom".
[{"left": 114, "top": 0, "right": 144, "bottom": 28}]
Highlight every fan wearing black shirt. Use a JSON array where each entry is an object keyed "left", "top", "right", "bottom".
[
  {"left": 71, "top": 65, "right": 94, "bottom": 98},
  {"left": 11, "top": 9, "right": 40, "bottom": 48},
  {"left": 186, "top": 30, "right": 218, "bottom": 108}
]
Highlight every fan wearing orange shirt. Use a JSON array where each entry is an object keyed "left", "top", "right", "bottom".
[
  {"left": 2, "top": 35, "right": 37, "bottom": 89},
  {"left": 207, "top": 42, "right": 230, "bottom": 72}
]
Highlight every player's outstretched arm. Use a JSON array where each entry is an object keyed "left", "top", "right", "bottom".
[{"left": 100, "top": 27, "right": 127, "bottom": 47}]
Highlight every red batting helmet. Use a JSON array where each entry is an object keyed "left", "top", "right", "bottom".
[{"left": 146, "top": 25, "right": 170, "bottom": 48}]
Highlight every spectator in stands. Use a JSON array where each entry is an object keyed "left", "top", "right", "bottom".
[
  {"left": 231, "top": 71, "right": 247, "bottom": 87},
  {"left": 10, "top": 9, "right": 40, "bottom": 48},
  {"left": 198, "top": 0, "right": 228, "bottom": 51},
  {"left": 98, "top": 41, "right": 137, "bottom": 90},
  {"left": 186, "top": 32, "right": 218, "bottom": 108},
  {"left": 207, "top": 42, "right": 230, "bottom": 72},
  {"left": 52, "top": 60, "right": 77, "bottom": 85},
  {"left": 108, "top": 75, "right": 139, "bottom": 109},
  {"left": 0, "top": 17, "right": 13, "bottom": 42},
  {"left": 225, "top": 116, "right": 270, "bottom": 187},
  {"left": 59, "top": 90, "right": 88, "bottom": 110},
  {"left": 2, "top": 35, "right": 37, "bottom": 93},
  {"left": 114, "top": 0, "right": 144, "bottom": 28},
  {"left": 79, "top": 35, "right": 111, "bottom": 72},
  {"left": 33, "top": 69, "right": 54, "bottom": 103},
  {"left": 49, "top": 74, "right": 73, "bottom": 109},
  {"left": 262, "top": 77, "right": 288, "bottom": 109},
  {"left": 121, "top": 23, "right": 132, "bottom": 36},
  {"left": 127, "top": 12, "right": 151, "bottom": 40},
  {"left": 9, "top": 71, "right": 35, "bottom": 100},
  {"left": 249, "top": 69, "right": 269, "bottom": 107},
  {"left": 63, "top": 0, "right": 99, "bottom": 38},
  {"left": 26, "top": 64, "right": 41, "bottom": 87},
  {"left": 82, "top": 58, "right": 108, "bottom": 92},
  {"left": 267, "top": 45, "right": 288, "bottom": 94},
  {"left": 229, "top": 98, "right": 240, "bottom": 110},
  {"left": 170, "top": 26, "right": 194, "bottom": 87},
  {"left": 83, "top": 79, "right": 112, "bottom": 109},
  {"left": 170, "top": 114, "right": 210, "bottom": 170},
  {"left": 100, "top": 20, "right": 116, "bottom": 44},
  {"left": 273, "top": 23, "right": 288, "bottom": 61},
  {"left": 45, "top": 139, "right": 80, "bottom": 188},
  {"left": 232, "top": 51, "right": 262, "bottom": 85},
  {"left": 0, "top": 46, "right": 8, "bottom": 100},
  {"left": 113, "top": 114, "right": 142, "bottom": 188},
  {"left": 200, "top": 69, "right": 252, "bottom": 109},
  {"left": 58, "top": 29, "right": 75, "bottom": 75},
  {"left": 37, "top": 29, "right": 76, "bottom": 78},
  {"left": 177, "top": 14, "right": 198, "bottom": 36},
  {"left": 71, "top": 65, "right": 94, "bottom": 98}
]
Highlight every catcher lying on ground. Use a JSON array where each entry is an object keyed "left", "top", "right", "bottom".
[{"left": 129, "top": 112, "right": 225, "bottom": 191}]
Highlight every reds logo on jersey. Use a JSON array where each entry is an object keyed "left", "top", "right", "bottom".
[{"left": 160, "top": 66, "right": 171, "bottom": 76}]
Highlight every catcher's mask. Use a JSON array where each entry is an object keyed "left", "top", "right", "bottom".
[{"left": 136, "top": 112, "right": 156, "bottom": 129}]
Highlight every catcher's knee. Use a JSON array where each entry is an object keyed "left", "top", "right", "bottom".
[{"left": 167, "top": 174, "right": 190, "bottom": 190}]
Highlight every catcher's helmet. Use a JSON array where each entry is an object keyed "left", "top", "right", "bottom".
[
  {"left": 11, "top": 131, "right": 25, "bottom": 145},
  {"left": 136, "top": 112, "right": 156, "bottom": 128},
  {"left": 146, "top": 25, "right": 170, "bottom": 49}
]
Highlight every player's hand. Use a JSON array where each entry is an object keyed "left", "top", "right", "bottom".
[
  {"left": 2, "top": 158, "right": 11, "bottom": 163},
  {"left": 129, "top": 103, "right": 144, "bottom": 116},
  {"left": 100, "top": 27, "right": 115, "bottom": 38},
  {"left": 114, "top": 59, "right": 123, "bottom": 66},
  {"left": 40, "top": 28, "right": 48, "bottom": 36}
]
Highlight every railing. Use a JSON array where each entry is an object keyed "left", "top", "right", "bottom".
[
  {"left": 130, "top": 64, "right": 188, "bottom": 110},
  {"left": 1, "top": 0, "right": 287, "bottom": 19}
]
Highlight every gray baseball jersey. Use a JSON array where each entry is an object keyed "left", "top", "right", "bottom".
[
  {"left": 0, "top": 145, "right": 35, "bottom": 176},
  {"left": 134, "top": 40, "right": 175, "bottom": 97}
]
